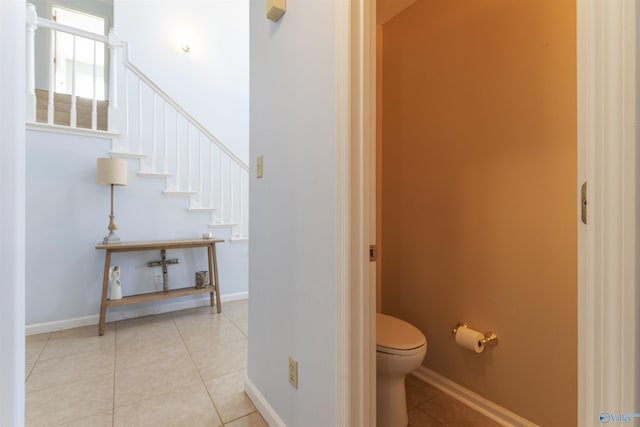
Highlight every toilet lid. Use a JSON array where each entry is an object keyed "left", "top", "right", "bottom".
[{"left": 376, "top": 313, "right": 426, "bottom": 352}]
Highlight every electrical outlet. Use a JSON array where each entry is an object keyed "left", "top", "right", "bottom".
[
  {"left": 288, "top": 356, "right": 298, "bottom": 389},
  {"left": 154, "top": 273, "right": 163, "bottom": 290}
]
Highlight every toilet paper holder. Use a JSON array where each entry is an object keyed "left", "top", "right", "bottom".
[{"left": 452, "top": 322, "right": 499, "bottom": 347}]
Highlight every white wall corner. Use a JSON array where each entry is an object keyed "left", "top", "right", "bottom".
[
  {"left": 244, "top": 376, "right": 287, "bottom": 427},
  {"left": 0, "top": 1, "right": 26, "bottom": 426}
]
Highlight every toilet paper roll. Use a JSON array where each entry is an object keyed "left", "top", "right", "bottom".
[{"left": 455, "top": 326, "right": 484, "bottom": 353}]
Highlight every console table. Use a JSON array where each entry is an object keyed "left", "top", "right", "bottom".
[{"left": 95, "top": 238, "right": 224, "bottom": 336}]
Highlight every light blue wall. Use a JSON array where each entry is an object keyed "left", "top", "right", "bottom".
[
  {"left": 248, "top": 0, "right": 337, "bottom": 425},
  {"left": 26, "top": 129, "right": 247, "bottom": 327},
  {"left": 114, "top": 0, "right": 249, "bottom": 165}
]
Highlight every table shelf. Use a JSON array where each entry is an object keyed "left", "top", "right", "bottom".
[{"left": 106, "top": 285, "right": 216, "bottom": 307}]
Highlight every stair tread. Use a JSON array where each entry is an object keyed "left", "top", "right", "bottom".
[
  {"left": 138, "top": 171, "right": 174, "bottom": 177},
  {"left": 188, "top": 207, "right": 221, "bottom": 212},
  {"left": 163, "top": 190, "right": 197, "bottom": 195},
  {"left": 110, "top": 151, "right": 146, "bottom": 159},
  {"left": 209, "top": 223, "right": 239, "bottom": 228}
]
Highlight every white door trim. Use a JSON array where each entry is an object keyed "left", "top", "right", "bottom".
[
  {"left": 336, "top": 0, "right": 377, "bottom": 425},
  {"left": 577, "top": 0, "right": 637, "bottom": 424}
]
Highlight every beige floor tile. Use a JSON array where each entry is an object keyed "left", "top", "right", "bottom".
[
  {"left": 222, "top": 300, "right": 249, "bottom": 317},
  {"left": 222, "top": 301, "right": 247, "bottom": 316},
  {"left": 222, "top": 299, "right": 248, "bottom": 313},
  {"left": 419, "top": 394, "right": 502, "bottom": 427},
  {"left": 408, "top": 406, "right": 443, "bottom": 427},
  {"left": 173, "top": 310, "right": 244, "bottom": 343},
  {"left": 406, "top": 374, "right": 441, "bottom": 410},
  {"left": 39, "top": 328, "right": 115, "bottom": 361},
  {"left": 116, "top": 315, "right": 180, "bottom": 348},
  {"left": 233, "top": 318, "right": 248, "bottom": 337},
  {"left": 115, "top": 313, "right": 173, "bottom": 330},
  {"left": 224, "top": 412, "right": 268, "bottom": 427},
  {"left": 50, "top": 323, "right": 114, "bottom": 339},
  {"left": 181, "top": 320, "right": 246, "bottom": 355},
  {"left": 114, "top": 354, "right": 201, "bottom": 407},
  {"left": 27, "top": 348, "right": 114, "bottom": 393},
  {"left": 222, "top": 299, "right": 248, "bottom": 336},
  {"left": 26, "top": 363, "right": 34, "bottom": 381},
  {"left": 189, "top": 339, "right": 247, "bottom": 381},
  {"left": 114, "top": 382, "right": 221, "bottom": 427},
  {"left": 26, "top": 374, "right": 113, "bottom": 426},
  {"left": 223, "top": 310, "right": 248, "bottom": 337},
  {"left": 170, "top": 305, "right": 221, "bottom": 319},
  {"left": 116, "top": 333, "right": 190, "bottom": 371},
  {"left": 205, "top": 370, "right": 255, "bottom": 423},
  {"left": 26, "top": 333, "right": 50, "bottom": 364},
  {"left": 58, "top": 410, "right": 113, "bottom": 427},
  {"left": 183, "top": 329, "right": 247, "bottom": 357}
]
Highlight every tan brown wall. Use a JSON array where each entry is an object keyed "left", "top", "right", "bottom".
[{"left": 380, "top": 1, "right": 577, "bottom": 426}]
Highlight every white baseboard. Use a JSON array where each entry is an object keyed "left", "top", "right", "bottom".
[
  {"left": 26, "top": 291, "right": 248, "bottom": 336},
  {"left": 413, "top": 366, "right": 538, "bottom": 427},
  {"left": 244, "top": 376, "right": 286, "bottom": 427}
]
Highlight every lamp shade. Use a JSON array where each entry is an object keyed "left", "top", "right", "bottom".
[{"left": 96, "top": 158, "right": 128, "bottom": 186}]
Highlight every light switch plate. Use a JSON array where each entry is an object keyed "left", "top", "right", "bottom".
[
  {"left": 267, "top": 0, "right": 286, "bottom": 22},
  {"left": 257, "top": 155, "right": 263, "bottom": 179},
  {"left": 288, "top": 356, "right": 298, "bottom": 389}
]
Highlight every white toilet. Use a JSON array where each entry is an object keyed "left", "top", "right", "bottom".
[{"left": 376, "top": 313, "right": 427, "bottom": 427}]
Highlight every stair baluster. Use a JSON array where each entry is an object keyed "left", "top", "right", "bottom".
[{"left": 25, "top": 3, "right": 249, "bottom": 239}]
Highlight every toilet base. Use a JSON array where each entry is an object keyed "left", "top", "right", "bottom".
[{"left": 377, "top": 375, "right": 408, "bottom": 427}]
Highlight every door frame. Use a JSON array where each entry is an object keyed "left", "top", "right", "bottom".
[
  {"left": 336, "top": 0, "right": 377, "bottom": 425},
  {"left": 576, "top": 0, "right": 637, "bottom": 423},
  {"left": 338, "top": 0, "right": 638, "bottom": 425}
]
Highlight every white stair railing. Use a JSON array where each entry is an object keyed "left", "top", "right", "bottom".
[
  {"left": 115, "top": 43, "right": 249, "bottom": 239},
  {"left": 26, "top": 4, "right": 110, "bottom": 130},
  {"left": 25, "top": 3, "right": 249, "bottom": 240}
]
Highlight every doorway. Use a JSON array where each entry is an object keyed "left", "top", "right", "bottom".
[{"left": 342, "top": 0, "right": 638, "bottom": 425}]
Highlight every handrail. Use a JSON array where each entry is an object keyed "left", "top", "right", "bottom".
[
  {"left": 122, "top": 42, "right": 249, "bottom": 172},
  {"left": 36, "top": 17, "right": 108, "bottom": 43},
  {"left": 27, "top": 4, "right": 249, "bottom": 238}
]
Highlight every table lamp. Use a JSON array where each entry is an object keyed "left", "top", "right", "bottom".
[{"left": 97, "top": 158, "right": 128, "bottom": 244}]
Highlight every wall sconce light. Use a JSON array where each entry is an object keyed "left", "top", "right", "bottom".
[
  {"left": 181, "top": 43, "right": 192, "bottom": 53},
  {"left": 96, "top": 157, "right": 128, "bottom": 244}
]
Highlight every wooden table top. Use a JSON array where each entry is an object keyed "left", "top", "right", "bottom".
[{"left": 96, "top": 238, "right": 225, "bottom": 251}]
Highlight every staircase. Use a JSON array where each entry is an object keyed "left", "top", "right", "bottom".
[{"left": 25, "top": 4, "right": 249, "bottom": 240}]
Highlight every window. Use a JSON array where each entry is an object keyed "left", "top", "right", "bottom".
[{"left": 53, "top": 6, "right": 106, "bottom": 100}]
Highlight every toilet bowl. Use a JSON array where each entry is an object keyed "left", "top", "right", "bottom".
[{"left": 376, "top": 313, "right": 427, "bottom": 427}]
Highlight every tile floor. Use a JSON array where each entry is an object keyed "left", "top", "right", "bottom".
[
  {"left": 26, "top": 299, "right": 498, "bottom": 427},
  {"left": 25, "top": 299, "right": 265, "bottom": 427},
  {"left": 405, "top": 375, "right": 501, "bottom": 426}
]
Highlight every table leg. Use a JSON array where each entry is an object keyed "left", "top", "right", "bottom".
[
  {"left": 211, "top": 243, "right": 221, "bottom": 313},
  {"left": 99, "top": 250, "right": 111, "bottom": 336},
  {"left": 207, "top": 245, "right": 214, "bottom": 308}
]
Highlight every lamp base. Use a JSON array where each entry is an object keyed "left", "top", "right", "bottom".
[{"left": 103, "top": 232, "right": 122, "bottom": 245}]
